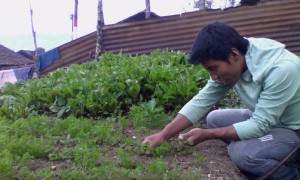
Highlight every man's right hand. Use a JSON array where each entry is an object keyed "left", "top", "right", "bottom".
[
  {"left": 142, "top": 114, "right": 193, "bottom": 148},
  {"left": 142, "top": 132, "right": 165, "bottom": 148}
]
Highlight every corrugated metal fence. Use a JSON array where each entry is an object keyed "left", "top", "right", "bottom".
[{"left": 40, "top": 0, "right": 300, "bottom": 75}]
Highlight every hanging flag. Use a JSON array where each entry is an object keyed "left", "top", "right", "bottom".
[{"left": 74, "top": 0, "right": 78, "bottom": 27}]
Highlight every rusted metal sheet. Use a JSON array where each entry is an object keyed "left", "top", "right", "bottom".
[{"left": 40, "top": 0, "right": 300, "bottom": 75}]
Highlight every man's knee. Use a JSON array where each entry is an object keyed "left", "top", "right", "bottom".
[
  {"left": 206, "top": 109, "right": 252, "bottom": 129},
  {"left": 206, "top": 110, "right": 220, "bottom": 128},
  {"left": 228, "top": 141, "right": 255, "bottom": 171}
]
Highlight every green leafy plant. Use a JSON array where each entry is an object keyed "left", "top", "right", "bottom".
[
  {"left": 149, "top": 158, "right": 168, "bottom": 175},
  {"left": 129, "top": 99, "right": 168, "bottom": 129},
  {"left": 0, "top": 50, "right": 209, "bottom": 120},
  {"left": 73, "top": 145, "right": 102, "bottom": 170},
  {"left": 196, "top": 153, "right": 207, "bottom": 167},
  {"left": 217, "top": 89, "right": 244, "bottom": 109},
  {"left": 49, "top": 96, "right": 71, "bottom": 118},
  {"left": 0, "top": 150, "right": 13, "bottom": 180},
  {"left": 8, "top": 135, "right": 54, "bottom": 158},
  {"left": 118, "top": 149, "right": 134, "bottom": 169},
  {"left": 150, "top": 142, "right": 172, "bottom": 157}
]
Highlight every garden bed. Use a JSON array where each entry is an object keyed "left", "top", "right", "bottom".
[{"left": 0, "top": 51, "right": 247, "bottom": 179}]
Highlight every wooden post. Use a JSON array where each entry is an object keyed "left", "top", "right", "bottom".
[
  {"left": 28, "top": 0, "right": 39, "bottom": 77},
  {"left": 198, "top": 0, "right": 205, "bottom": 10},
  {"left": 145, "top": 0, "right": 151, "bottom": 19},
  {"left": 95, "top": 0, "right": 104, "bottom": 58},
  {"left": 29, "top": 0, "right": 37, "bottom": 54}
]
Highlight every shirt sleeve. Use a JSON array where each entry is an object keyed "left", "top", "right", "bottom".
[
  {"left": 233, "top": 60, "right": 300, "bottom": 140},
  {"left": 179, "top": 79, "right": 231, "bottom": 124}
]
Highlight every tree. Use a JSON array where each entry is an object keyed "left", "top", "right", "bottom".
[
  {"left": 193, "top": 0, "right": 205, "bottom": 10},
  {"left": 95, "top": 0, "right": 104, "bottom": 58},
  {"left": 145, "top": 0, "right": 151, "bottom": 19},
  {"left": 194, "top": 0, "right": 240, "bottom": 10}
]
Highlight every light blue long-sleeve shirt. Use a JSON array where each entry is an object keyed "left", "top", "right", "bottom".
[{"left": 179, "top": 38, "right": 300, "bottom": 140}]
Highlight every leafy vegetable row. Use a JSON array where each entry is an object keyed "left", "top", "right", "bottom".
[{"left": 0, "top": 50, "right": 208, "bottom": 120}]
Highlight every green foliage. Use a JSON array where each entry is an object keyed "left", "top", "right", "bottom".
[
  {"left": 196, "top": 153, "right": 207, "bottom": 167},
  {"left": 149, "top": 158, "right": 168, "bottom": 175},
  {"left": 0, "top": 50, "right": 242, "bottom": 179},
  {"left": 0, "top": 50, "right": 208, "bottom": 120},
  {"left": 117, "top": 115, "right": 128, "bottom": 131},
  {"left": 149, "top": 142, "right": 172, "bottom": 156},
  {"left": 129, "top": 99, "right": 169, "bottom": 129},
  {"left": 73, "top": 145, "right": 102, "bottom": 170},
  {"left": 49, "top": 116, "right": 93, "bottom": 138},
  {"left": 49, "top": 96, "right": 71, "bottom": 118},
  {"left": 0, "top": 150, "right": 13, "bottom": 180},
  {"left": 118, "top": 149, "right": 134, "bottom": 169},
  {"left": 8, "top": 135, "right": 54, "bottom": 158},
  {"left": 9, "top": 115, "right": 50, "bottom": 137},
  {"left": 217, "top": 89, "right": 244, "bottom": 109}
]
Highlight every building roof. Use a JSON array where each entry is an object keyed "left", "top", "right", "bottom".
[
  {"left": 17, "top": 50, "right": 35, "bottom": 60},
  {"left": 0, "top": 44, "right": 34, "bottom": 71},
  {"left": 39, "top": 0, "right": 300, "bottom": 75},
  {"left": 118, "top": 10, "right": 160, "bottom": 23},
  {"left": 17, "top": 47, "right": 45, "bottom": 60}
]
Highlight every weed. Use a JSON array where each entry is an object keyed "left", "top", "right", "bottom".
[
  {"left": 8, "top": 135, "right": 54, "bottom": 158},
  {"left": 149, "top": 158, "right": 168, "bottom": 175},
  {"left": 117, "top": 115, "right": 128, "bottom": 131},
  {"left": 197, "top": 153, "right": 207, "bottom": 167},
  {"left": 0, "top": 150, "right": 13, "bottom": 180},
  {"left": 73, "top": 145, "right": 102, "bottom": 170},
  {"left": 35, "top": 168, "right": 55, "bottom": 179},
  {"left": 150, "top": 142, "right": 172, "bottom": 156},
  {"left": 18, "top": 153, "right": 34, "bottom": 167},
  {"left": 15, "top": 166, "right": 36, "bottom": 180},
  {"left": 117, "top": 148, "right": 134, "bottom": 169}
]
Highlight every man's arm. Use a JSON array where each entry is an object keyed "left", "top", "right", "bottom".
[
  {"left": 234, "top": 60, "right": 300, "bottom": 139},
  {"left": 178, "top": 125, "right": 240, "bottom": 145},
  {"left": 142, "top": 114, "right": 193, "bottom": 147},
  {"left": 143, "top": 80, "right": 231, "bottom": 147}
]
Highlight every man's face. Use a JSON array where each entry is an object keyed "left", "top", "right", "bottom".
[{"left": 201, "top": 49, "right": 246, "bottom": 86}]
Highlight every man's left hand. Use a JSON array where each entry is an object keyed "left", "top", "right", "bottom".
[{"left": 178, "top": 128, "right": 209, "bottom": 146}]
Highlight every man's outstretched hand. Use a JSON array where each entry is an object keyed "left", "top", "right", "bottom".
[
  {"left": 142, "top": 132, "right": 165, "bottom": 148},
  {"left": 142, "top": 114, "right": 194, "bottom": 148}
]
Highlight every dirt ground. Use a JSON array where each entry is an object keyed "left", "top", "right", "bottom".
[
  {"left": 26, "top": 122, "right": 249, "bottom": 179},
  {"left": 142, "top": 127, "right": 249, "bottom": 179},
  {"left": 28, "top": 139, "right": 248, "bottom": 179},
  {"left": 192, "top": 139, "right": 248, "bottom": 179}
]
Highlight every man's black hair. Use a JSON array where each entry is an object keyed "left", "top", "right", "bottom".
[{"left": 189, "top": 22, "right": 249, "bottom": 65}]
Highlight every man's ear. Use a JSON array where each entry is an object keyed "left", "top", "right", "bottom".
[
  {"left": 230, "top": 48, "right": 244, "bottom": 62},
  {"left": 231, "top": 48, "right": 240, "bottom": 57}
]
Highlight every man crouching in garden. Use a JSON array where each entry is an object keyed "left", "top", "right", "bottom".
[{"left": 143, "top": 22, "right": 300, "bottom": 179}]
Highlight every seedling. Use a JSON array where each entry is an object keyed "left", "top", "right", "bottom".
[{"left": 197, "top": 153, "right": 207, "bottom": 167}]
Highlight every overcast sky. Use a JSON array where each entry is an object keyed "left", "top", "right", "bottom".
[
  {"left": 0, "top": 0, "right": 243, "bottom": 51},
  {"left": 0, "top": 0, "right": 196, "bottom": 36},
  {"left": 0, "top": 0, "right": 197, "bottom": 51}
]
